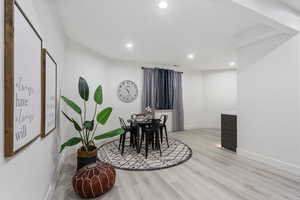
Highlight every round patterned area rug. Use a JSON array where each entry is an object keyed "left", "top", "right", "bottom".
[{"left": 97, "top": 137, "right": 192, "bottom": 171}]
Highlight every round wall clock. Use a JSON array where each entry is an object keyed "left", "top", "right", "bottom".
[{"left": 117, "top": 80, "right": 138, "bottom": 103}]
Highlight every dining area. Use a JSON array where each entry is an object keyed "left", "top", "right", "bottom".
[
  {"left": 96, "top": 67, "right": 189, "bottom": 171},
  {"left": 119, "top": 113, "right": 169, "bottom": 159},
  {"left": 97, "top": 112, "right": 192, "bottom": 171}
]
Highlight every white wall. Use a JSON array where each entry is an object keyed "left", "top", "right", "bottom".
[
  {"left": 61, "top": 40, "right": 207, "bottom": 140},
  {"left": 61, "top": 41, "right": 143, "bottom": 138},
  {"left": 61, "top": 40, "right": 111, "bottom": 146},
  {"left": 106, "top": 62, "right": 205, "bottom": 131},
  {"left": 182, "top": 71, "right": 204, "bottom": 129},
  {"left": 233, "top": 0, "right": 300, "bottom": 32},
  {"left": 106, "top": 60, "right": 143, "bottom": 130},
  {"left": 201, "top": 70, "right": 238, "bottom": 128},
  {"left": 237, "top": 35, "right": 300, "bottom": 175},
  {"left": 0, "top": 0, "right": 65, "bottom": 200},
  {"left": 62, "top": 40, "right": 239, "bottom": 136}
]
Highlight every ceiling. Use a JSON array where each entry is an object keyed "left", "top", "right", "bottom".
[
  {"left": 57, "top": 0, "right": 294, "bottom": 70},
  {"left": 278, "top": 0, "right": 300, "bottom": 15}
]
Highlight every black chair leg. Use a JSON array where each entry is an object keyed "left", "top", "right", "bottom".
[
  {"left": 118, "top": 135, "right": 122, "bottom": 150},
  {"left": 139, "top": 132, "right": 144, "bottom": 153},
  {"left": 130, "top": 132, "right": 133, "bottom": 147},
  {"left": 132, "top": 131, "right": 135, "bottom": 148},
  {"left": 151, "top": 133, "right": 155, "bottom": 150},
  {"left": 160, "top": 127, "right": 163, "bottom": 143},
  {"left": 132, "top": 132, "right": 136, "bottom": 148},
  {"left": 164, "top": 126, "right": 169, "bottom": 148},
  {"left": 135, "top": 132, "right": 139, "bottom": 152},
  {"left": 154, "top": 132, "right": 160, "bottom": 150},
  {"left": 121, "top": 132, "right": 127, "bottom": 155},
  {"left": 156, "top": 131, "right": 162, "bottom": 156},
  {"left": 145, "top": 134, "right": 149, "bottom": 159},
  {"left": 135, "top": 132, "right": 138, "bottom": 148},
  {"left": 155, "top": 131, "right": 159, "bottom": 150}
]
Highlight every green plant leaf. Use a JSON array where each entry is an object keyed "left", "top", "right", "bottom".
[
  {"left": 96, "top": 107, "right": 113, "bottom": 125},
  {"left": 78, "top": 77, "right": 89, "bottom": 101},
  {"left": 61, "top": 111, "right": 72, "bottom": 123},
  {"left": 83, "top": 120, "right": 94, "bottom": 131},
  {"left": 72, "top": 119, "right": 82, "bottom": 131},
  {"left": 60, "top": 137, "right": 82, "bottom": 153},
  {"left": 94, "top": 128, "right": 124, "bottom": 140},
  {"left": 94, "top": 85, "right": 103, "bottom": 105},
  {"left": 61, "top": 96, "right": 81, "bottom": 114}
]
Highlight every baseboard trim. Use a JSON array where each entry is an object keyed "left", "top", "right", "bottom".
[
  {"left": 237, "top": 148, "right": 300, "bottom": 176},
  {"left": 44, "top": 151, "right": 66, "bottom": 200},
  {"left": 184, "top": 124, "right": 220, "bottom": 130}
]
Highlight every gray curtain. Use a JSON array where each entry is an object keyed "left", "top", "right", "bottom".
[
  {"left": 142, "top": 67, "right": 184, "bottom": 132},
  {"left": 172, "top": 72, "right": 184, "bottom": 131},
  {"left": 142, "top": 68, "right": 156, "bottom": 111},
  {"left": 155, "top": 68, "right": 174, "bottom": 109},
  {"left": 167, "top": 70, "right": 174, "bottom": 109}
]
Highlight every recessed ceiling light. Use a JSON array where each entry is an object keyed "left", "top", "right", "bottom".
[
  {"left": 125, "top": 42, "right": 133, "bottom": 49},
  {"left": 158, "top": 1, "right": 168, "bottom": 9},
  {"left": 229, "top": 62, "right": 236, "bottom": 67},
  {"left": 187, "top": 53, "right": 195, "bottom": 60}
]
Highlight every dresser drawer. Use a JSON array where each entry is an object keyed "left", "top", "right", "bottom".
[
  {"left": 221, "top": 139, "right": 237, "bottom": 152},
  {"left": 221, "top": 129, "right": 236, "bottom": 138},
  {"left": 221, "top": 127, "right": 236, "bottom": 135},
  {"left": 221, "top": 114, "right": 237, "bottom": 130},
  {"left": 221, "top": 114, "right": 237, "bottom": 152}
]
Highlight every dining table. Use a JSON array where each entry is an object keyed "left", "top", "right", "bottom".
[{"left": 127, "top": 115, "right": 158, "bottom": 153}]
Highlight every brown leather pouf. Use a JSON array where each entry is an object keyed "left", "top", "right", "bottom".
[{"left": 72, "top": 161, "right": 116, "bottom": 198}]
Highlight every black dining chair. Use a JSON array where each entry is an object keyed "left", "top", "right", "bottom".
[
  {"left": 139, "top": 119, "right": 162, "bottom": 159},
  {"left": 118, "top": 117, "right": 138, "bottom": 155},
  {"left": 159, "top": 115, "right": 169, "bottom": 148}
]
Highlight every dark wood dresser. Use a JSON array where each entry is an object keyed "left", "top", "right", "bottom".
[{"left": 221, "top": 113, "right": 237, "bottom": 152}]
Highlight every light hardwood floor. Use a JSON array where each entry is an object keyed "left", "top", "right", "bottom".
[{"left": 53, "top": 129, "right": 300, "bottom": 200}]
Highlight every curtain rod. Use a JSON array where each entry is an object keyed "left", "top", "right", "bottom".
[{"left": 141, "top": 67, "right": 183, "bottom": 74}]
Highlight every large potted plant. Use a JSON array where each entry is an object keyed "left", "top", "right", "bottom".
[{"left": 60, "top": 77, "right": 124, "bottom": 170}]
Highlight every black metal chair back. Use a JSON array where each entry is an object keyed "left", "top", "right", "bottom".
[
  {"left": 160, "top": 115, "right": 168, "bottom": 125},
  {"left": 149, "top": 119, "right": 161, "bottom": 131},
  {"left": 119, "top": 117, "right": 127, "bottom": 130}
]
